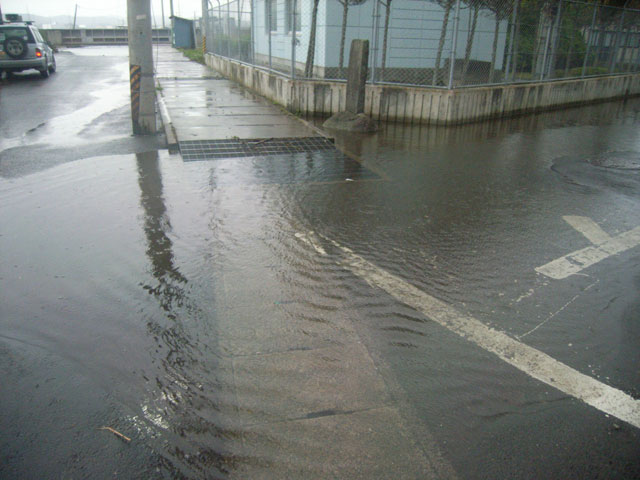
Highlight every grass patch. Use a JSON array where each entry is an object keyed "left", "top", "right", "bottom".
[{"left": 179, "top": 48, "right": 205, "bottom": 65}]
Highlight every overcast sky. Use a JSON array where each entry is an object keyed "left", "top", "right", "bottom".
[{"left": 2, "top": 0, "right": 204, "bottom": 22}]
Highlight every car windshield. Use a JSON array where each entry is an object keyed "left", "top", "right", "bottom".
[{"left": 0, "top": 27, "right": 33, "bottom": 43}]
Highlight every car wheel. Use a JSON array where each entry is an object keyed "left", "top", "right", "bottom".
[
  {"left": 40, "top": 65, "right": 50, "bottom": 78},
  {"left": 3, "top": 37, "right": 28, "bottom": 60},
  {"left": 48, "top": 54, "right": 56, "bottom": 73}
]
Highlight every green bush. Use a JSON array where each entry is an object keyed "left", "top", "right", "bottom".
[
  {"left": 514, "top": 72, "right": 534, "bottom": 81},
  {"left": 565, "top": 66, "right": 610, "bottom": 77},
  {"left": 180, "top": 48, "right": 205, "bottom": 65}
]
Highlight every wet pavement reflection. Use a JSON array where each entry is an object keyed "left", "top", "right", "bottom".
[{"left": 1, "top": 97, "right": 640, "bottom": 478}]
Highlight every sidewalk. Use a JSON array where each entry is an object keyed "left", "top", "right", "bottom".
[
  {"left": 154, "top": 46, "right": 317, "bottom": 151},
  {"left": 152, "top": 47, "right": 452, "bottom": 479}
]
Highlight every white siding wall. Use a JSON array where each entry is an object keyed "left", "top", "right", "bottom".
[{"left": 252, "top": 0, "right": 507, "bottom": 71}]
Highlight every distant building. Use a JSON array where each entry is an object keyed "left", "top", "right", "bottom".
[
  {"left": 41, "top": 28, "right": 171, "bottom": 47},
  {"left": 172, "top": 16, "right": 196, "bottom": 49}
]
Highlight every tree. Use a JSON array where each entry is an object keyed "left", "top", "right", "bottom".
[
  {"left": 380, "top": 0, "right": 393, "bottom": 81},
  {"left": 531, "top": 1, "right": 562, "bottom": 78},
  {"left": 461, "top": 0, "right": 482, "bottom": 84},
  {"left": 432, "top": 0, "right": 456, "bottom": 86},
  {"left": 484, "top": 0, "right": 513, "bottom": 83},
  {"left": 305, "top": 0, "right": 321, "bottom": 77},
  {"left": 560, "top": 2, "right": 589, "bottom": 76}
]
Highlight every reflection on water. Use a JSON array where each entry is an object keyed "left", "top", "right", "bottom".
[
  {"left": 331, "top": 97, "right": 640, "bottom": 156},
  {"left": 2, "top": 97, "right": 639, "bottom": 479},
  {"left": 135, "top": 151, "right": 238, "bottom": 479},
  {"left": 138, "top": 151, "right": 188, "bottom": 312},
  {"left": 185, "top": 150, "right": 376, "bottom": 185}
]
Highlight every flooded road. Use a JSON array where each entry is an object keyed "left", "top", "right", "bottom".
[{"left": 1, "top": 47, "right": 639, "bottom": 479}]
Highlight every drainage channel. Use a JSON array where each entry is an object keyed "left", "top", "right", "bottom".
[{"left": 178, "top": 137, "right": 380, "bottom": 185}]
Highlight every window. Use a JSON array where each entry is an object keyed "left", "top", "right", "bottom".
[
  {"left": 0, "top": 27, "right": 34, "bottom": 43},
  {"left": 32, "top": 28, "right": 45, "bottom": 43},
  {"left": 265, "top": 0, "right": 278, "bottom": 32},
  {"left": 285, "top": 0, "right": 301, "bottom": 33}
]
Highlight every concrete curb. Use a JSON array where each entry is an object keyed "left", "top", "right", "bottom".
[{"left": 155, "top": 81, "right": 179, "bottom": 152}]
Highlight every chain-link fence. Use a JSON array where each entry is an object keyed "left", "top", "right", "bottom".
[{"left": 205, "top": 0, "right": 640, "bottom": 88}]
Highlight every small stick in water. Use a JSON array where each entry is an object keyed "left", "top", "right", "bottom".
[{"left": 99, "top": 426, "right": 131, "bottom": 443}]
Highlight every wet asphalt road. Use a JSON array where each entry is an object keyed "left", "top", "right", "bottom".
[
  {"left": 1, "top": 47, "right": 639, "bottom": 479},
  {"left": 0, "top": 48, "right": 163, "bottom": 177}
]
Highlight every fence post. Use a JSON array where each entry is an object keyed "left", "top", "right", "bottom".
[
  {"left": 291, "top": 0, "right": 297, "bottom": 78},
  {"left": 250, "top": 0, "right": 255, "bottom": 62},
  {"left": 237, "top": 0, "right": 242, "bottom": 60},
  {"left": 216, "top": 0, "right": 221, "bottom": 55},
  {"left": 447, "top": 0, "right": 461, "bottom": 89},
  {"left": 371, "top": 0, "right": 380, "bottom": 84},
  {"left": 227, "top": 1, "right": 232, "bottom": 57},
  {"left": 268, "top": 0, "right": 272, "bottom": 69},
  {"left": 582, "top": 4, "right": 597, "bottom": 77},
  {"left": 505, "top": 0, "right": 519, "bottom": 81},
  {"left": 510, "top": 0, "right": 520, "bottom": 81}
]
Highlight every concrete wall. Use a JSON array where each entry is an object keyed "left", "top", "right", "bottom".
[{"left": 205, "top": 52, "right": 640, "bottom": 125}]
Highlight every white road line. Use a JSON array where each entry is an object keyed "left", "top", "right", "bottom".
[
  {"left": 535, "top": 226, "right": 640, "bottom": 280},
  {"left": 294, "top": 231, "right": 327, "bottom": 256},
  {"left": 562, "top": 216, "right": 611, "bottom": 245},
  {"left": 307, "top": 235, "right": 640, "bottom": 429}
]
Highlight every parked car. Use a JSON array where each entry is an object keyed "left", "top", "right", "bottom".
[{"left": 0, "top": 22, "right": 56, "bottom": 78}]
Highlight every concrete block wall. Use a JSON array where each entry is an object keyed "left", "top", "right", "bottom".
[{"left": 205, "top": 53, "right": 640, "bottom": 125}]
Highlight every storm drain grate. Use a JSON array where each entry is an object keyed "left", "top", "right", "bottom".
[
  {"left": 179, "top": 145, "right": 380, "bottom": 185},
  {"left": 179, "top": 137, "right": 336, "bottom": 160}
]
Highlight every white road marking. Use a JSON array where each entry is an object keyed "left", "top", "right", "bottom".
[
  {"left": 301, "top": 234, "right": 640, "bottom": 429},
  {"left": 294, "top": 231, "right": 327, "bottom": 256},
  {"left": 562, "top": 216, "right": 611, "bottom": 245},
  {"left": 535, "top": 226, "right": 640, "bottom": 279}
]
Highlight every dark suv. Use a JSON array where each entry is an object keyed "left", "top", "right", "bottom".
[{"left": 0, "top": 22, "right": 56, "bottom": 78}]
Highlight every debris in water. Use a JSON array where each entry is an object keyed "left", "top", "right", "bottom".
[{"left": 99, "top": 426, "right": 131, "bottom": 443}]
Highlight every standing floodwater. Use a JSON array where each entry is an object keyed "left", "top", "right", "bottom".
[{"left": 1, "top": 48, "right": 639, "bottom": 479}]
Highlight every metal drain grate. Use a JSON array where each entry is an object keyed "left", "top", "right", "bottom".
[{"left": 179, "top": 137, "right": 336, "bottom": 160}]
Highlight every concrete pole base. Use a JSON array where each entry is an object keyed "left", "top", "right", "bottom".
[
  {"left": 323, "top": 111, "right": 378, "bottom": 133},
  {"left": 323, "top": 39, "right": 377, "bottom": 133}
]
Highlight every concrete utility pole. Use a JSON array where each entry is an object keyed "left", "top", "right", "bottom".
[
  {"left": 202, "top": 0, "right": 209, "bottom": 53},
  {"left": 127, "top": 0, "right": 157, "bottom": 134},
  {"left": 161, "top": 0, "right": 165, "bottom": 28}
]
